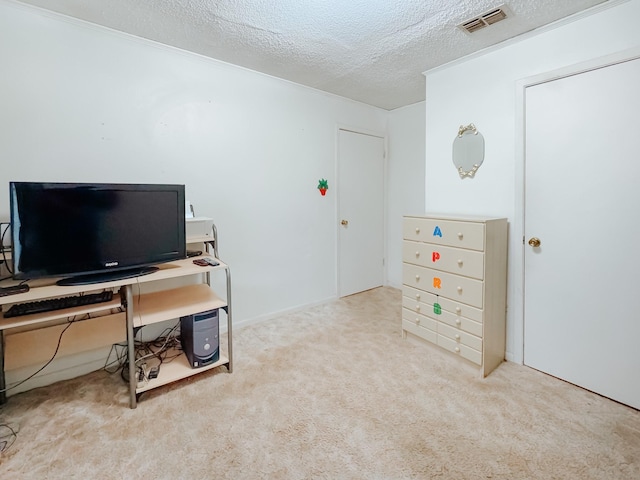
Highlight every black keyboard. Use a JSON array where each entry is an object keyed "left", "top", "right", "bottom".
[{"left": 3, "top": 290, "right": 115, "bottom": 318}]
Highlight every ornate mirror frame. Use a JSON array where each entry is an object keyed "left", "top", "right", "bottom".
[{"left": 452, "top": 123, "right": 485, "bottom": 178}]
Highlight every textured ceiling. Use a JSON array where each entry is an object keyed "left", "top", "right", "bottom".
[{"left": 16, "top": 0, "right": 608, "bottom": 110}]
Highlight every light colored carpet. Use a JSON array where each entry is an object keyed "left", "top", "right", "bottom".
[{"left": 0, "top": 286, "right": 638, "bottom": 479}]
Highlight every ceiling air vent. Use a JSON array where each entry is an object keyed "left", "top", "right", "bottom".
[{"left": 459, "top": 5, "right": 509, "bottom": 33}]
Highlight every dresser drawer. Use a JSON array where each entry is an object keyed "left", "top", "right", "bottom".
[
  {"left": 402, "top": 307, "right": 437, "bottom": 331},
  {"left": 437, "top": 334, "right": 482, "bottom": 365},
  {"left": 403, "top": 240, "right": 485, "bottom": 280},
  {"left": 403, "top": 319, "right": 437, "bottom": 345},
  {"left": 402, "top": 309, "right": 437, "bottom": 345},
  {"left": 402, "top": 284, "right": 437, "bottom": 305},
  {"left": 403, "top": 263, "right": 484, "bottom": 308},
  {"left": 403, "top": 217, "right": 485, "bottom": 251},
  {"left": 437, "top": 296, "right": 484, "bottom": 324},
  {"left": 438, "top": 322, "right": 482, "bottom": 351},
  {"left": 402, "top": 296, "right": 432, "bottom": 317},
  {"left": 436, "top": 310, "right": 482, "bottom": 337}
]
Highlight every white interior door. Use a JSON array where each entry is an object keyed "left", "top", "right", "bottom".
[
  {"left": 338, "top": 129, "right": 385, "bottom": 297},
  {"left": 524, "top": 57, "right": 640, "bottom": 409}
]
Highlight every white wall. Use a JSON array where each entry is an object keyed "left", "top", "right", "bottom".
[
  {"left": 0, "top": 1, "right": 389, "bottom": 328},
  {"left": 386, "top": 102, "right": 425, "bottom": 288},
  {"left": 423, "top": 0, "right": 640, "bottom": 362}
]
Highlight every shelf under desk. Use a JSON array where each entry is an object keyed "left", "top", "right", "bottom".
[{"left": 133, "top": 284, "right": 226, "bottom": 328}]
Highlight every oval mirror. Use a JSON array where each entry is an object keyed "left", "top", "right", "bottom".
[{"left": 452, "top": 124, "right": 484, "bottom": 178}]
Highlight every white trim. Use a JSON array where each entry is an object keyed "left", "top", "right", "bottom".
[
  {"left": 513, "top": 46, "right": 640, "bottom": 364},
  {"left": 335, "top": 125, "right": 388, "bottom": 297},
  {"left": 4, "top": 0, "right": 388, "bottom": 112},
  {"left": 389, "top": 100, "right": 427, "bottom": 113},
  {"left": 5, "top": 349, "right": 112, "bottom": 397},
  {"left": 230, "top": 295, "right": 337, "bottom": 332},
  {"left": 336, "top": 124, "right": 387, "bottom": 140},
  {"left": 424, "top": 0, "right": 630, "bottom": 76}
]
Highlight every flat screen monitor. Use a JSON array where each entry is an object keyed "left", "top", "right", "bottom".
[{"left": 10, "top": 182, "right": 186, "bottom": 286}]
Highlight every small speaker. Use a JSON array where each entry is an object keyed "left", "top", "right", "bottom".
[{"left": 180, "top": 309, "right": 219, "bottom": 368}]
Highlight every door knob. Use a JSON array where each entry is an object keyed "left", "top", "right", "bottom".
[
  {"left": 341, "top": 220, "right": 349, "bottom": 226},
  {"left": 528, "top": 237, "right": 541, "bottom": 247}
]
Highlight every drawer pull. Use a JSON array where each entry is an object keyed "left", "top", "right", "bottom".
[
  {"left": 455, "top": 307, "right": 461, "bottom": 313},
  {"left": 415, "top": 251, "right": 420, "bottom": 258},
  {"left": 416, "top": 305, "right": 420, "bottom": 311},
  {"left": 454, "top": 347, "right": 460, "bottom": 353},
  {"left": 457, "top": 286, "right": 463, "bottom": 293},
  {"left": 415, "top": 228, "right": 420, "bottom": 234},
  {"left": 416, "top": 275, "right": 420, "bottom": 281},
  {"left": 455, "top": 319, "right": 461, "bottom": 325},
  {"left": 457, "top": 259, "right": 463, "bottom": 266},
  {"left": 457, "top": 232, "right": 463, "bottom": 239},
  {"left": 415, "top": 294, "right": 421, "bottom": 300},
  {"left": 455, "top": 334, "right": 460, "bottom": 340},
  {"left": 416, "top": 318, "right": 420, "bottom": 325}
]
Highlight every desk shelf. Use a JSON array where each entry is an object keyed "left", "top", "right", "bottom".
[
  {"left": 0, "top": 296, "right": 122, "bottom": 331},
  {"left": 136, "top": 348, "right": 229, "bottom": 395},
  {"left": 133, "top": 284, "right": 226, "bottom": 328}
]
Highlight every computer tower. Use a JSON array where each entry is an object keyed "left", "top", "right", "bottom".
[{"left": 180, "top": 309, "right": 219, "bottom": 368}]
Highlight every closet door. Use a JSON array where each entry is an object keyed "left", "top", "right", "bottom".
[
  {"left": 337, "top": 129, "right": 385, "bottom": 297},
  {"left": 524, "top": 57, "right": 640, "bottom": 409}
]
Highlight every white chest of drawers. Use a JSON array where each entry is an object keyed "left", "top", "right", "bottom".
[{"left": 401, "top": 214, "right": 508, "bottom": 377}]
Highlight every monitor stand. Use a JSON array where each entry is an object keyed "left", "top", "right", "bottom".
[{"left": 56, "top": 266, "right": 159, "bottom": 286}]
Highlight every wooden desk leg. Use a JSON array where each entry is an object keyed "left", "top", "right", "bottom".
[
  {"left": 0, "top": 330, "right": 6, "bottom": 405},
  {"left": 125, "top": 285, "right": 137, "bottom": 409}
]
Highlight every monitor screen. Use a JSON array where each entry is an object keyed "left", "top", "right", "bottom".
[{"left": 10, "top": 182, "right": 186, "bottom": 285}]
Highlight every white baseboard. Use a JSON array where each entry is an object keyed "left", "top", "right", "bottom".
[
  {"left": 5, "top": 347, "right": 116, "bottom": 397},
  {"left": 229, "top": 295, "right": 337, "bottom": 332},
  {"left": 3, "top": 291, "right": 381, "bottom": 396}
]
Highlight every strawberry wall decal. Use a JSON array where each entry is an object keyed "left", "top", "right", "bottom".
[{"left": 317, "top": 178, "right": 328, "bottom": 196}]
